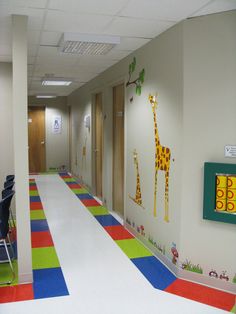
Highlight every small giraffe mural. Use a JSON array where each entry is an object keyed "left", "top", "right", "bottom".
[
  {"left": 149, "top": 94, "right": 171, "bottom": 222},
  {"left": 129, "top": 149, "right": 144, "bottom": 208}
]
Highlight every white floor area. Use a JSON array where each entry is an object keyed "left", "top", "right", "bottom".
[{"left": 0, "top": 174, "right": 229, "bottom": 314}]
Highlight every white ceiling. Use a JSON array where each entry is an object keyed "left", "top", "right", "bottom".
[{"left": 0, "top": 0, "right": 235, "bottom": 96}]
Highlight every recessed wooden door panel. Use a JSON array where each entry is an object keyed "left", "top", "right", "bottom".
[
  {"left": 28, "top": 106, "right": 46, "bottom": 172},
  {"left": 113, "top": 84, "right": 124, "bottom": 217},
  {"left": 95, "top": 93, "right": 103, "bottom": 198}
]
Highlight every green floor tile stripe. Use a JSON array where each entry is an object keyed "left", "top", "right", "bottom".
[
  {"left": 32, "top": 247, "right": 60, "bottom": 270},
  {"left": 29, "top": 190, "right": 39, "bottom": 196},
  {"left": 60, "top": 173, "right": 236, "bottom": 312},
  {"left": 115, "top": 239, "right": 153, "bottom": 259},
  {"left": 87, "top": 206, "right": 109, "bottom": 216},
  {"left": 72, "top": 188, "right": 88, "bottom": 194},
  {"left": 64, "top": 178, "right": 76, "bottom": 182},
  {"left": 30, "top": 179, "right": 61, "bottom": 270},
  {"left": 30, "top": 210, "right": 46, "bottom": 220}
]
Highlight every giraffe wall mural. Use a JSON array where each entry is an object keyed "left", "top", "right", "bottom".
[
  {"left": 129, "top": 149, "right": 144, "bottom": 208},
  {"left": 149, "top": 94, "right": 171, "bottom": 222}
]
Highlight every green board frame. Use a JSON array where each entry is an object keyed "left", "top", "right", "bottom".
[{"left": 203, "top": 162, "right": 236, "bottom": 225}]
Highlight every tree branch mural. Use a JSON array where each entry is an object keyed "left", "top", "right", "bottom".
[{"left": 126, "top": 57, "right": 145, "bottom": 96}]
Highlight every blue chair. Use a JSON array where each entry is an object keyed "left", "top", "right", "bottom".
[
  {"left": 4, "top": 181, "right": 14, "bottom": 189},
  {"left": 2, "top": 182, "right": 15, "bottom": 229},
  {"left": 0, "top": 190, "right": 15, "bottom": 285},
  {"left": 6, "top": 175, "right": 14, "bottom": 182}
]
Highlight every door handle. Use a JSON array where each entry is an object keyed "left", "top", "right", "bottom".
[{"left": 41, "top": 141, "right": 45, "bottom": 145}]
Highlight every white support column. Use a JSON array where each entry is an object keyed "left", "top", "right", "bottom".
[{"left": 12, "top": 15, "right": 33, "bottom": 284}]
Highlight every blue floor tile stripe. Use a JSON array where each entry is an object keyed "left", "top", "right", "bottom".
[
  {"left": 59, "top": 173, "right": 177, "bottom": 291},
  {"left": 95, "top": 214, "right": 121, "bottom": 227},
  {"left": 31, "top": 219, "right": 49, "bottom": 232},
  {"left": 77, "top": 193, "right": 93, "bottom": 200},
  {"left": 33, "top": 267, "right": 69, "bottom": 299},
  {"left": 131, "top": 256, "right": 176, "bottom": 290},
  {"left": 30, "top": 196, "right": 41, "bottom": 202},
  {"left": 30, "top": 179, "right": 69, "bottom": 301}
]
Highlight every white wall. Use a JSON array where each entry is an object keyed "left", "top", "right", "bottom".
[
  {"left": 0, "top": 63, "right": 14, "bottom": 187},
  {"left": 68, "top": 23, "right": 183, "bottom": 271},
  {"left": 28, "top": 97, "right": 70, "bottom": 171},
  {"left": 180, "top": 11, "right": 236, "bottom": 287},
  {"left": 68, "top": 11, "right": 236, "bottom": 292}
]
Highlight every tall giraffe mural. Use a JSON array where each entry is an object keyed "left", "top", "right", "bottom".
[
  {"left": 129, "top": 149, "right": 144, "bottom": 208},
  {"left": 149, "top": 94, "right": 171, "bottom": 222}
]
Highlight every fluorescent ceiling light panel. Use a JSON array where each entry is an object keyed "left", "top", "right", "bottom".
[
  {"left": 59, "top": 33, "right": 120, "bottom": 55},
  {"left": 36, "top": 95, "right": 57, "bottom": 98},
  {"left": 42, "top": 80, "right": 72, "bottom": 86}
]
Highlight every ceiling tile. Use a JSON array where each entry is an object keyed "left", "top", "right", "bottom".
[
  {"left": 71, "top": 72, "right": 98, "bottom": 83},
  {"left": 0, "top": 55, "right": 11, "bottom": 62},
  {"left": 119, "top": 0, "right": 211, "bottom": 21},
  {"left": 106, "top": 49, "right": 132, "bottom": 60},
  {"left": 0, "top": 0, "right": 48, "bottom": 9},
  {"left": 103, "top": 16, "right": 175, "bottom": 38},
  {"left": 36, "top": 56, "right": 78, "bottom": 67},
  {"left": 28, "top": 30, "right": 41, "bottom": 45},
  {"left": 0, "top": 5, "right": 45, "bottom": 30},
  {"left": 113, "top": 37, "right": 150, "bottom": 51},
  {"left": 28, "top": 56, "right": 36, "bottom": 64},
  {"left": 44, "top": 10, "right": 114, "bottom": 33},
  {"left": 0, "top": 44, "right": 11, "bottom": 55},
  {"left": 71, "top": 64, "right": 108, "bottom": 74},
  {"left": 76, "top": 55, "right": 118, "bottom": 67},
  {"left": 40, "top": 31, "right": 62, "bottom": 45},
  {"left": 191, "top": 0, "right": 236, "bottom": 17},
  {"left": 0, "top": 27, "right": 11, "bottom": 44},
  {"left": 28, "top": 65, "right": 34, "bottom": 75},
  {"left": 28, "top": 45, "right": 38, "bottom": 56},
  {"left": 48, "top": 0, "right": 129, "bottom": 15}
]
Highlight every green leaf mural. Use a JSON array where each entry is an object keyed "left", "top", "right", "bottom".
[{"left": 126, "top": 57, "right": 145, "bottom": 96}]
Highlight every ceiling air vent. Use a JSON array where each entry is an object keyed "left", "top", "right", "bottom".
[{"left": 58, "top": 33, "right": 120, "bottom": 55}]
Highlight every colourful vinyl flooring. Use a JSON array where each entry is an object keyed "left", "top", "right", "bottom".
[
  {"left": 0, "top": 178, "right": 69, "bottom": 303},
  {"left": 59, "top": 173, "right": 235, "bottom": 313},
  {"left": 0, "top": 173, "right": 234, "bottom": 314}
]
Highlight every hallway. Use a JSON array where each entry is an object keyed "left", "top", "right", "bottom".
[{"left": 0, "top": 174, "right": 232, "bottom": 314}]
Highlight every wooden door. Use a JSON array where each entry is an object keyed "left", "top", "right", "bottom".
[
  {"left": 95, "top": 93, "right": 103, "bottom": 198},
  {"left": 113, "top": 84, "right": 124, "bottom": 216},
  {"left": 28, "top": 106, "right": 46, "bottom": 172}
]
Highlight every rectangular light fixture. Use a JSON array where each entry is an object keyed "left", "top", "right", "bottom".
[
  {"left": 36, "top": 95, "right": 57, "bottom": 98},
  {"left": 58, "top": 33, "right": 120, "bottom": 55},
  {"left": 42, "top": 80, "right": 72, "bottom": 86}
]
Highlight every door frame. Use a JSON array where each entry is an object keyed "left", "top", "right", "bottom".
[
  {"left": 112, "top": 81, "right": 126, "bottom": 218},
  {"left": 28, "top": 105, "right": 46, "bottom": 173},
  {"left": 92, "top": 92, "right": 104, "bottom": 200}
]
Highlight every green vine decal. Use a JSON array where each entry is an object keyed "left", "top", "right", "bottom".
[{"left": 126, "top": 57, "right": 145, "bottom": 96}]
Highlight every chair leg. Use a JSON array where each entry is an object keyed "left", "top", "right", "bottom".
[
  {"left": 7, "top": 234, "right": 15, "bottom": 260},
  {"left": 9, "top": 208, "right": 16, "bottom": 229},
  {"left": 0, "top": 240, "right": 15, "bottom": 285}
]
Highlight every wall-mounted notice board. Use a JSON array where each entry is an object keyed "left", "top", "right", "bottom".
[{"left": 203, "top": 162, "right": 236, "bottom": 225}]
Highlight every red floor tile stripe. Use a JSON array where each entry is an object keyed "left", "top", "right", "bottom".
[
  {"left": 30, "top": 202, "right": 43, "bottom": 210},
  {"left": 29, "top": 185, "right": 37, "bottom": 190},
  {"left": 0, "top": 284, "right": 34, "bottom": 303},
  {"left": 31, "top": 231, "right": 54, "bottom": 248},
  {"left": 104, "top": 225, "right": 134, "bottom": 240},
  {"left": 81, "top": 199, "right": 101, "bottom": 207},
  {"left": 165, "top": 278, "right": 235, "bottom": 312},
  {"left": 68, "top": 183, "right": 82, "bottom": 189},
  {"left": 60, "top": 172, "right": 236, "bottom": 312}
]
